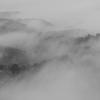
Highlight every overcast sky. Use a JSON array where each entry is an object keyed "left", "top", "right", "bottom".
[{"left": 0, "top": 0, "right": 100, "bottom": 32}]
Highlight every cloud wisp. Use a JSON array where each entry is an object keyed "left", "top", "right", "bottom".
[{"left": 0, "top": 17, "right": 99, "bottom": 100}]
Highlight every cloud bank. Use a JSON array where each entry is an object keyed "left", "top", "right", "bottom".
[{"left": 0, "top": 14, "right": 100, "bottom": 100}]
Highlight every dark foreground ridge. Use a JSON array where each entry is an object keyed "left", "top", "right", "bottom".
[
  {"left": 0, "top": 46, "right": 47, "bottom": 85},
  {"left": 0, "top": 62, "right": 46, "bottom": 86}
]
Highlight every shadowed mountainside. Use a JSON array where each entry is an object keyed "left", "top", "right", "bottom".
[{"left": 0, "top": 18, "right": 53, "bottom": 34}]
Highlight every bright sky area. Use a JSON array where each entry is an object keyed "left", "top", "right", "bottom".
[{"left": 0, "top": 0, "right": 100, "bottom": 32}]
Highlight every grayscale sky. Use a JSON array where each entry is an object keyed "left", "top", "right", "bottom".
[{"left": 0, "top": 0, "right": 100, "bottom": 32}]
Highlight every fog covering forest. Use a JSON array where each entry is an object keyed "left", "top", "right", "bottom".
[{"left": 0, "top": 13, "right": 100, "bottom": 100}]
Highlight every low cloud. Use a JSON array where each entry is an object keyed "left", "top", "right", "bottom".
[{"left": 0, "top": 17, "right": 100, "bottom": 100}]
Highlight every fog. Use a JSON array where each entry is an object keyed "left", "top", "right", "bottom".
[
  {"left": 0, "top": 0, "right": 100, "bottom": 31},
  {"left": 0, "top": 0, "right": 100, "bottom": 100},
  {"left": 0, "top": 20, "right": 100, "bottom": 100}
]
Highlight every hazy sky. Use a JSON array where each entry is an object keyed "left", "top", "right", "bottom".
[{"left": 0, "top": 0, "right": 100, "bottom": 31}]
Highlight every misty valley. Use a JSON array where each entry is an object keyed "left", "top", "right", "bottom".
[{"left": 0, "top": 15, "right": 100, "bottom": 100}]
